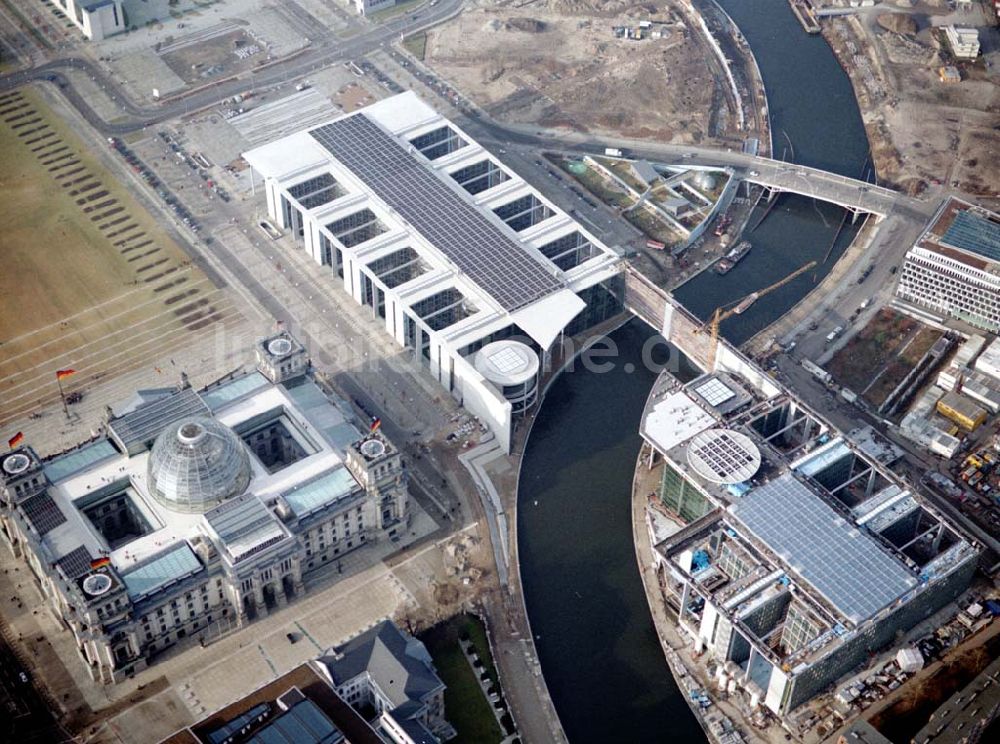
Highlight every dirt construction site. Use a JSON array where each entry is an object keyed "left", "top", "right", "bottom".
[
  {"left": 422, "top": 0, "right": 732, "bottom": 143},
  {"left": 823, "top": 0, "right": 1000, "bottom": 201}
]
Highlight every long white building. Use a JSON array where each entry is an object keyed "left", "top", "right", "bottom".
[
  {"left": 896, "top": 198, "right": 1000, "bottom": 333},
  {"left": 244, "top": 92, "right": 623, "bottom": 451}
]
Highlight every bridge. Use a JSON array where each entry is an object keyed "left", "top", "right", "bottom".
[
  {"left": 471, "top": 122, "right": 921, "bottom": 219},
  {"left": 738, "top": 159, "right": 898, "bottom": 217}
]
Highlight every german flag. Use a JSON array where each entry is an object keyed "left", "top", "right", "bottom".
[
  {"left": 90, "top": 556, "right": 111, "bottom": 570},
  {"left": 7, "top": 432, "right": 24, "bottom": 449},
  {"left": 370, "top": 417, "right": 382, "bottom": 433},
  {"left": 56, "top": 369, "right": 76, "bottom": 381}
]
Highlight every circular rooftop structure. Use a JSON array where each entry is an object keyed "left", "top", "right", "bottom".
[
  {"left": 2, "top": 453, "right": 31, "bottom": 475},
  {"left": 82, "top": 573, "right": 113, "bottom": 597},
  {"left": 360, "top": 439, "right": 386, "bottom": 459},
  {"left": 147, "top": 417, "right": 251, "bottom": 513},
  {"left": 686, "top": 428, "right": 761, "bottom": 485},
  {"left": 474, "top": 340, "right": 539, "bottom": 387},
  {"left": 267, "top": 337, "right": 294, "bottom": 357}
]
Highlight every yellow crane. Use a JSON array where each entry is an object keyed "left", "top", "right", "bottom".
[{"left": 698, "top": 260, "right": 817, "bottom": 370}]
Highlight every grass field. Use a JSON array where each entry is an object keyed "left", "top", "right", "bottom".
[
  {"left": 0, "top": 88, "right": 237, "bottom": 423},
  {"left": 827, "top": 308, "right": 942, "bottom": 406},
  {"left": 420, "top": 614, "right": 506, "bottom": 744}
]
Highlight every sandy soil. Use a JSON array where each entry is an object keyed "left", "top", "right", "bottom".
[
  {"left": 423, "top": 0, "right": 726, "bottom": 143},
  {"left": 824, "top": 3, "right": 1000, "bottom": 201}
]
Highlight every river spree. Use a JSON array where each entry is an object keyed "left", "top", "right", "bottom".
[
  {"left": 518, "top": 322, "right": 704, "bottom": 743},
  {"left": 674, "top": 0, "right": 871, "bottom": 345},
  {"left": 518, "top": 0, "right": 874, "bottom": 741}
]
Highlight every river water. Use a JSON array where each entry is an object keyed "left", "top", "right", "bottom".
[
  {"left": 674, "top": 0, "right": 872, "bottom": 346},
  {"left": 517, "top": 1, "right": 873, "bottom": 742}
]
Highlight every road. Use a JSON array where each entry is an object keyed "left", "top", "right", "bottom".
[
  {"left": 0, "top": 0, "right": 464, "bottom": 134},
  {"left": 0, "top": 0, "right": 920, "bottom": 225},
  {"left": 0, "top": 621, "right": 70, "bottom": 744}
]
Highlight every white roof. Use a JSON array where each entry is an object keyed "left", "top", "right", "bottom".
[
  {"left": 642, "top": 391, "right": 716, "bottom": 454},
  {"left": 244, "top": 92, "right": 620, "bottom": 352},
  {"left": 474, "top": 340, "right": 539, "bottom": 386},
  {"left": 510, "top": 289, "right": 586, "bottom": 349}
]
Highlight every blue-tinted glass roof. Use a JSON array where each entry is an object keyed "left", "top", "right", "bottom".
[
  {"left": 284, "top": 380, "right": 362, "bottom": 450},
  {"left": 43, "top": 439, "right": 118, "bottom": 483},
  {"left": 201, "top": 372, "right": 270, "bottom": 411},
  {"left": 730, "top": 474, "right": 918, "bottom": 625},
  {"left": 942, "top": 210, "right": 1000, "bottom": 262},
  {"left": 120, "top": 543, "right": 203, "bottom": 601},
  {"left": 248, "top": 700, "right": 344, "bottom": 744},
  {"left": 206, "top": 704, "right": 270, "bottom": 744},
  {"left": 283, "top": 467, "right": 361, "bottom": 518}
]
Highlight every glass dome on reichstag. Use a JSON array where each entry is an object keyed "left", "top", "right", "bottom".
[{"left": 146, "top": 417, "right": 251, "bottom": 513}]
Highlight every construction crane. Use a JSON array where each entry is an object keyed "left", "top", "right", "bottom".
[{"left": 698, "top": 260, "right": 817, "bottom": 370}]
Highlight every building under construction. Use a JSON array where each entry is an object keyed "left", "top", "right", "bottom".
[{"left": 639, "top": 368, "right": 980, "bottom": 717}]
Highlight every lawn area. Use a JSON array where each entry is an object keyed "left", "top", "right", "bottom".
[
  {"left": 900, "top": 327, "right": 943, "bottom": 366},
  {"left": 420, "top": 614, "right": 506, "bottom": 744},
  {"left": 0, "top": 87, "right": 227, "bottom": 422},
  {"left": 602, "top": 158, "right": 647, "bottom": 193},
  {"left": 402, "top": 32, "right": 427, "bottom": 61},
  {"left": 370, "top": 0, "right": 422, "bottom": 23},
  {"left": 624, "top": 205, "right": 684, "bottom": 247},
  {"left": 827, "top": 308, "right": 919, "bottom": 393},
  {"left": 553, "top": 157, "right": 633, "bottom": 209}
]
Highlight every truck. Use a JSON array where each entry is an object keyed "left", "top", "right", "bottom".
[
  {"left": 801, "top": 359, "right": 832, "bottom": 384},
  {"left": 604, "top": 147, "right": 624, "bottom": 158}
]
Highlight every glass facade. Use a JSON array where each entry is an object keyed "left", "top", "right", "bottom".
[{"left": 660, "top": 463, "right": 712, "bottom": 523}]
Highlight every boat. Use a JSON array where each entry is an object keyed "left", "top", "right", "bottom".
[
  {"left": 715, "top": 240, "right": 752, "bottom": 275},
  {"left": 734, "top": 293, "right": 758, "bottom": 314}
]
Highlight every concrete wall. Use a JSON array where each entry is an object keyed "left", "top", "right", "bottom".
[{"left": 449, "top": 354, "right": 513, "bottom": 453}]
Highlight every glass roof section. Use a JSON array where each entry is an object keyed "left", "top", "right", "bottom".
[
  {"left": 284, "top": 467, "right": 361, "bottom": 518},
  {"left": 108, "top": 387, "right": 210, "bottom": 453},
  {"left": 308, "top": 114, "right": 562, "bottom": 312},
  {"left": 201, "top": 372, "right": 270, "bottom": 412},
  {"left": 120, "top": 542, "right": 203, "bottom": 601},
  {"left": 284, "top": 380, "right": 361, "bottom": 450},
  {"left": 730, "top": 473, "right": 918, "bottom": 625},
  {"left": 43, "top": 439, "right": 118, "bottom": 483},
  {"left": 247, "top": 700, "right": 344, "bottom": 744},
  {"left": 146, "top": 417, "right": 252, "bottom": 513},
  {"left": 942, "top": 210, "right": 1000, "bottom": 262}
]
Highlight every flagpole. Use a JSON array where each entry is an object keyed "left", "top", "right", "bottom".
[{"left": 57, "top": 375, "right": 69, "bottom": 419}]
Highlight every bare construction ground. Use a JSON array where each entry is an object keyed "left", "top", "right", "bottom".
[
  {"left": 0, "top": 88, "right": 240, "bottom": 425},
  {"left": 824, "top": 2, "right": 1000, "bottom": 200},
  {"left": 422, "top": 0, "right": 733, "bottom": 144},
  {"left": 827, "top": 308, "right": 942, "bottom": 407}
]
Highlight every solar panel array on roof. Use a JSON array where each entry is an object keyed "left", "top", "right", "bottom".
[
  {"left": 55, "top": 545, "right": 93, "bottom": 580},
  {"left": 21, "top": 492, "right": 67, "bottom": 536},
  {"left": 308, "top": 114, "right": 561, "bottom": 312},
  {"left": 942, "top": 210, "right": 1000, "bottom": 263},
  {"left": 730, "top": 473, "right": 918, "bottom": 624}
]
